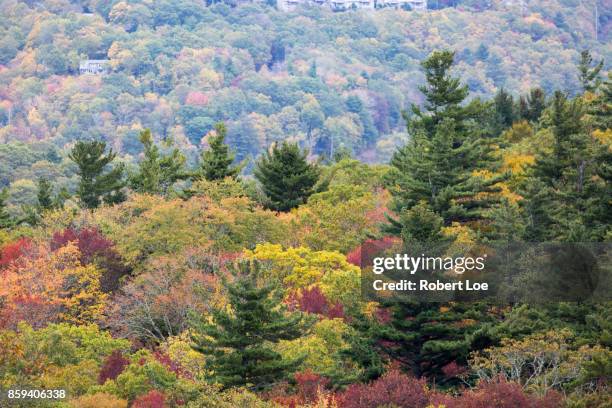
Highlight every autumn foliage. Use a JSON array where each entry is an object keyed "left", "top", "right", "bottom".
[
  {"left": 131, "top": 390, "right": 167, "bottom": 408},
  {"left": 291, "top": 286, "right": 345, "bottom": 320},
  {"left": 50, "top": 227, "right": 130, "bottom": 292},
  {"left": 0, "top": 237, "right": 32, "bottom": 269},
  {"left": 346, "top": 236, "right": 399, "bottom": 267},
  {"left": 338, "top": 369, "right": 429, "bottom": 408},
  {"left": 98, "top": 351, "right": 130, "bottom": 384},
  {"left": 428, "top": 378, "right": 564, "bottom": 408},
  {"left": 0, "top": 243, "right": 106, "bottom": 329}
]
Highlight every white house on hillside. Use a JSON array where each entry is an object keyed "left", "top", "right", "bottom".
[
  {"left": 277, "top": 0, "right": 425, "bottom": 12},
  {"left": 79, "top": 60, "right": 110, "bottom": 75}
]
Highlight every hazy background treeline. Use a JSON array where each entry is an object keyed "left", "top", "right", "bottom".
[{"left": 0, "top": 0, "right": 609, "bottom": 213}]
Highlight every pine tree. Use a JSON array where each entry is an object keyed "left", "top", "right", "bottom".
[
  {"left": 339, "top": 313, "right": 386, "bottom": 383},
  {"left": 532, "top": 91, "right": 585, "bottom": 183},
  {"left": 69, "top": 140, "right": 126, "bottom": 209},
  {"left": 385, "top": 51, "right": 504, "bottom": 236},
  {"left": 518, "top": 87, "right": 547, "bottom": 123},
  {"left": 521, "top": 91, "right": 611, "bottom": 241},
  {"left": 589, "top": 72, "right": 611, "bottom": 131},
  {"left": 0, "top": 188, "right": 13, "bottom": 228},
  {"left": 372, "top": 300, "right": 495, "bottom": 386},
  {"left": 196, "top": 122, "right": 241, "bottom": 181},
  {"left": 53, "top": 187, "right": 71, "bottom": 210},
  {"left": 37, "top": 177, "right": 54, "bottom": 211},
  {"left": 397, "top": 201, "right": 447, "bottom": 245},
  {"left": 410, "top": 50, "right": 470, "bottom": 136},
  {"left": 190, "top": 262, "right": 308, "bottom": 390},
  {"left": 577, "top": 50, "right": 604, "bottom": 93},
  {"left": 493, "top": 88, "right": 515, "bottom": 133},
  {"left": 254, "top": 142, "right": 320, "bottom": 212},
  {"left": 130, "top": 129, "right": 186, "bottom": 194},
  {"left": 308, "top": 60, "right": 317, "bottom": 78}
]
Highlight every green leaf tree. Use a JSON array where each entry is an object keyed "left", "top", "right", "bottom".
[
  {"left": 130, "top": 129, "right": 186, "bottom": 195},
  {"left": 190, "top": 262, "right": 308, "bottom": 391},
  {"left": 254, "top": 142, "right": 320, "bottom": 212},
  {"left": 196, "top": 122, "right": 242, "bottom": 181},
  {"left": 69, "top": 140, "right": 126, "bottom": 209}
]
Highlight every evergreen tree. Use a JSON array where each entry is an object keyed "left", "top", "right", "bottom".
[
  {"left": 130, "top": 129, "right": 186, "bottom": 194},
  {"left": 19, "top": 204, "right": 40, "bottom": 226},
  {"left": 475, "top": 43, "right": 489, "bottom": 61},
  {"left": 589, "top": 72, "right": 611, "bottom": 131},
  {"left": 518, "top": 87, "right": 547, "bottom": 123},
  {"left": 190, "top": 262, "right": 308, "bottom": 390},
  {"left": 196, "top": 122, "right": 241, "bottom": 181},
  {"left": 308, "top": 60, "right": 317, "bottom": 78},
  {"left": 53, "top": 187, "right": 71, "bottom": 210},
  {"left": 37, "top": 177, "right": 54, "bottom": 210},
  {"left": 69, "top": 140, "right": 126, "bottom": 209},
  {"left": 0, "top": 188, "right": 13, "bottom": 228},
  {"left": 372, "top": 300, "right": 495, "bottom": 386},
  {"left": 532, "top": 92, "right": 584, "bottom": 184},
  {"left": 254, "top": 142, "right": 320, "bottom": 212},
  {"left": 577, "top": 50, "right": 604, "bottom": 93},
  {"left": 397, "top": 201, "right": 447, "bottom": 245},
  {"left": 410, "top": 50, "right": 470, "bottom": 136},
  {"left": 340, "top": 313, "right": 387, "bottom": 383},
  {"left": 493, "top": 88, "right": 515, "bottom": 132},
  {"left": 385, "top": 50, "right": 504, "bottom": 236},
  {"left": 521, "top": 91, "right": 611, "bottom": 241}
]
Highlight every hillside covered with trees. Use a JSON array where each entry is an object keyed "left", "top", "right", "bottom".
[
  {"left": 0, "top": 0, "right": 610, "bottom": 214},
  {"left": 0, "top": 0, "right": 611, "bottom": 407}
]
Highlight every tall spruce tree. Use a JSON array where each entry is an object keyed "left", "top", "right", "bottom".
[
  {"left": 589, "top": 72, "right": 611, "bottom": 131},
  {"left": 410, "top": 50, "right": 470, "bottom": 136},
  {"left": 196, "top": 122, "right": 241, "bottom": 181},
  {"left": 36, "top": 177, "right": 54, "bottom": 211},
  {"left": 518, "top": 87, "right": 547, "bottom": 123},
  {"left": 521, "top": 91, "right": 611, "bottom": 241},
  {"left": 365, "top": 206, "right": 495, "bottom": 385},
  {"left": 190, "top": 262, "right": 308, "bottom": 390},
  {"left": 493, "top": 87, "right": 515, "bottom": 133},
  {"left": 254, "top": 141, "right": 320, "bottom": 212},
  {"left": 376, "top": 51, "right": 510, "bottom": 386},
  {"left": 578, "top": 50, "right": 604, "bottom": 93},
  {"left": 69, "top": 140, "right": 126, "bottom": 209},
  {"left": 371, "top": 299, "right": 495, "bottom": 386},
  {"left": 385, "top": 50, "right": 504, "bottom": 237},
  {"left": 130, "top": 129, "right": 186, "bottom": 194}
]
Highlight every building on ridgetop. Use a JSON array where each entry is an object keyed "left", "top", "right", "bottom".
[
  {"left": 379, "top": 0, "right": 426, "bottom": 9},
  {"left": 277, "top": 0, "right": 425, "bottom": 11},
  {"left": 79, "top": 60, "right": 110, "bottom": 75},
  {"left": 329, "top": 0, "right": 375, "bottom": 10}
]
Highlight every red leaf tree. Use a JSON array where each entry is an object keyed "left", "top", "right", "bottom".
[
  {"left": 294, "top": 286, "right": 345, "bottom": 320},
  {"left": 0, "top": 237, "right": 32, "bottom": 269},
  {"left": 50, "top": 227, "right": 130, "bottom": 292},
  {"left": 338, "top": 369, "right": 429, "bottom": 408},
  {"left": 98, "top": 350, "right": 130, "bottom": 384},
  {"left": 132, "top": 390, "right": 167, "bottom": 408}
]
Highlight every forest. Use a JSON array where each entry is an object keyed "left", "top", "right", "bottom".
[
  {"left": 0, "top": 0, "right": 611, "bottom": 407},
  {"left": 0, "top": 0, "right": 610, "bottom": 216}
]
